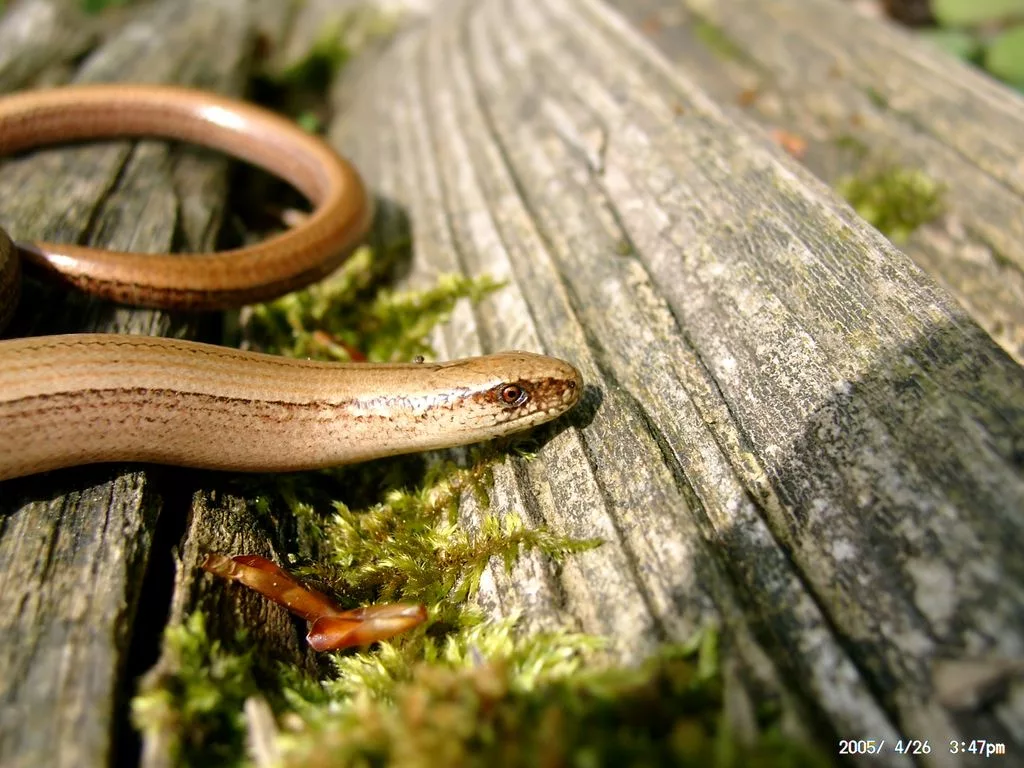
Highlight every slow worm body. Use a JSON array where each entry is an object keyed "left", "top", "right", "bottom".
[{"left": 0, "top": 85, "right": 581, "bottom": 481}]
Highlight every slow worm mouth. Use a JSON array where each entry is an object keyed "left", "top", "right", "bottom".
[{"left": 534, "top": 370, "right": 583, "bottom": 417}]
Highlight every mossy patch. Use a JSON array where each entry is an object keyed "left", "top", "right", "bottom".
[
  {"left": 277, "top": 630, "right": 829, "bottom": 768},
  {"left": 136, "top": 613, "right": 829, "bottom": 768},
  {"left": 81, "top": 0, "right": 133, "bottom": 13},
  {"left": 265, "top": 9, "right": 400, "bottom": 92},
  {"left": 837, "top": 165, "right": 945, "bottom": 243},
  {"left": 272, "top": 21, "right": 353, "bottom": 97},
  {"left": 264, "top": 445, "right": 603, "bottom": 632},
  {"left": 242, "top": 243, "right": 504, "bottom": 364},
  {"left": 254, "top": 7, "right": 402, "bottom": 131},
  {"left": 132, "top": 612, "right": 260, "bottom": 768}
]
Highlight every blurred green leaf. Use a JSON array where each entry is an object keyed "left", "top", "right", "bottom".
[
  {"left": 917, "top": 28, "right": 984, "bottom": 61},
  {"left": 81, "top": 0, "right": 132, "bottom": 12},
  {"left": 933, "top": 0, "right": 1024, "bottom": 27},
  {"left": 986, "top": 24, "right": 1024, "bottom": 85}
]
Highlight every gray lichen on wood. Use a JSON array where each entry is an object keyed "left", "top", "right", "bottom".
[{"left": 607, "top": 0, "right": 1024, "bottom": 363}]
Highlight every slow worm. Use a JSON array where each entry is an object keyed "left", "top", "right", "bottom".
[{"left": 0, "top": 85, "right": 582, "bottom": 481}]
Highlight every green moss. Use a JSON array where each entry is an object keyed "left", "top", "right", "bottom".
[
  {"left": 132, "top": 612, "right": 259, "bottom": 768},
  {"left": 837, "top": 166, "right": 945, "bottom": 243},
  {"left": 265, "top": 9, "right": 401, "bottom": 92},
  {"left": 243, "top": 244, "right": 505, "bottom": 364},
  {"left": 276, "top": 633, "right": 829, "bottom": 768},
  {"left": 694, "top": 21, "right": 748, "bottom": 63},
  {"left": 273, "top": 21, "right": 352, "bottom": 93},
  {"left": 251, "top": 9, "right": 400, "bottom": 132},
  {"left": 135, "top": 615, "right": 829, "bottom": 767},
  {"left": 81, "top": 0, "right": 132, "bottom": 12},
  {"left": 280, "top": 615, "right": 605, "bottom": 716},
  {"left": 267, "top": 446, "right": 602, "bottom": 636}
]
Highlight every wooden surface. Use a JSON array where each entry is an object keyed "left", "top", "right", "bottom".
[
  {"left": 606, "top": 0, "right": 1024, "bottom": 364},
  {"left": 0, "top": 0, "right": 1022, "bottom": 766},
  {"left": 331, "top": 4, "right": 1024, "bottom": 766}
]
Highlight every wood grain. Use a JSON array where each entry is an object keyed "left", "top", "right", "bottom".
[
  {"left": 607, "top": 0, "right": 1024, "bottom": 363},
  {"left": 328, "top": 0, "right": 1024, "bottom": 764}
]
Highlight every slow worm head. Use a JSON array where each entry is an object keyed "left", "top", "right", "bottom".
[{"left": 0, "top": 84, "right": 583, "bottom": 481}]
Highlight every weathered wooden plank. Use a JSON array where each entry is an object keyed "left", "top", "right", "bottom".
[
  {"left": 246, "top": 0, "right": 296, "bottom": 52},
  {"left": 0, "top": 2, "right": 295, "bottom": 766},
  {"left": 605, "top": 0, "right": 1024, "bottom": 364},
  {"left": 0, "top": 0, "right": 100, "bottom": 90},
  {"left": 327, "top": 0, "right": 1024, "bottom": 764},
  {"left": 264, "top": 0, "right": 353, "bottom": 78}
]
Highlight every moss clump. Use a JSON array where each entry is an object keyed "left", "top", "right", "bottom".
[
  {"left": 275, "top": 632, "right": 829, "bottom": 768},
  {"left": 274, "top": 21, "right": 352, "bottom": 97},
  {"left": 135, "top": 615, "right": 830, "bottom": 767},
  {"left": 132, "top": 612, "right": 259, "bottom": 768},
  {"left": 242, "top": 244, "right": 505, "bottom": 364},
  {"left": 267, "top": 9, "right": 401, "bottom": 93},
  {"left": 837, "top": 166, "right": 945, "bottom": 243},
  {"left": 694, "top": 21, "right": 749, "bottom": 63},
  {"left": 256, "top": 8, "right": 402, "bottom": 131},
  {"left": 264, "top": 448, "right": 602, "bottom": 637},
  {"left": 81, "top": 0, "right": 132, "bottom": 13}
]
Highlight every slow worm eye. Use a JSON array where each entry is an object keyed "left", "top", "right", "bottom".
[{"left": 498, "top": 383, "right": 529, "bottom": 408}]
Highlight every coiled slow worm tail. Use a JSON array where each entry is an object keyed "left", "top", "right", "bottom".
[
  {"left": 0, "top": 84, "right": 373, "bottom": 311},
  {"left": 0, "top": 85, "right": 583, "bottom": 481}
]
